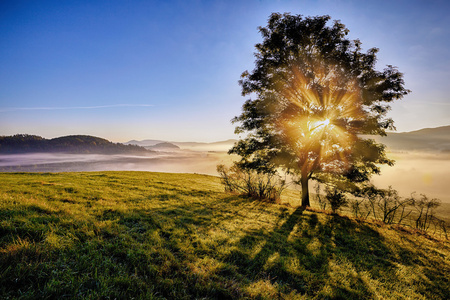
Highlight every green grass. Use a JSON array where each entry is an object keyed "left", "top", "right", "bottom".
[{"left": 1, "top": 171, "right": 449, "bottom": 299}]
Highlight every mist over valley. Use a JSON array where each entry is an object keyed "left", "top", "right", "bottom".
[
  {"left": 1, "top": 127, "right": 449, "bottom": 203},
  {"left": 0, "top": 135, "right": 237, "bottom": 176}
]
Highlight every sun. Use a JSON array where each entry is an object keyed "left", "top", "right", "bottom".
[
  {"left": 312, "top": 118, "right": 330, "bottom": 131},
  {"left": 275, "top": 61, "right": 367, "bottom": 173}
]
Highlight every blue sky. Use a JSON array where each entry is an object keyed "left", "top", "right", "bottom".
[{"left": 1, "top": 0, "right": 449, "bottom": 142}]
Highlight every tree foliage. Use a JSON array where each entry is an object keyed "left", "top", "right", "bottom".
[{"left": 230, "top": 13, "right": 410, "bottom": 207}]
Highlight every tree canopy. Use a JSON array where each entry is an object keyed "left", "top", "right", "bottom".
[{"left": 230, "top": 13, "right": 410, "bottom": 207}]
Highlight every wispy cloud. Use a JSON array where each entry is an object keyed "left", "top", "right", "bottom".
[{"left": 0, "top": 104, "right": 154, "bottom": 113}]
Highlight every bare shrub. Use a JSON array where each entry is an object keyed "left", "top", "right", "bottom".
[
  {"left": 325, "top": 186, "right": 347, "bottom": 213},
  {"left": 424, "top": 216, "right": 449, "bottom": 240},
  {"left": 349, "top": 198, "right": 371, "bottom": 219},
  {"left": 358, "top": 185, "right": 412, "bottom": 224},
  {"left": 409, "top": 193, "right": 441, "bottom": 231},
  {"left": 359, "top": 184, "right": 382, "bottom": 220},
  {"left": 216, "top": 164, "right": 287, "bottom": 202},
  {"left": 376, "top": 187, "right": 413, "bottom": 224}
]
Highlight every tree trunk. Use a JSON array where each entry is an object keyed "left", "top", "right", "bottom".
[{"left": 300, "top": 169, "right": 310, "bottom": 208}]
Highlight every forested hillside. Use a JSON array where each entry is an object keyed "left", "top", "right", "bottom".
[{"left": 0, "top": 134, "right": 151, "bottom": 154}]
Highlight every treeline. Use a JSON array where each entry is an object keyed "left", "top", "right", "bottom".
[{"left": 0, "top": 134, "right": 151, "bottom": 154}]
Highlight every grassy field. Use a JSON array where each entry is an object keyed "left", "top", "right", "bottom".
[{"left": 1, "top": 171, "right": 449, "bottom": 299}]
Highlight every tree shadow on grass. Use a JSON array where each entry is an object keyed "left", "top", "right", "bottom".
[
  {"left": 122, "top": 194, "right": 450, "bottom": 299},
  {"left": 211, "top": 206, "right": 440, "bottom": 299},
  {"left": 2, "top": 191, "right": 450, "bottom": 299},
  {"left": 217, "top": 207, "right": 335, "bottom": 297}
]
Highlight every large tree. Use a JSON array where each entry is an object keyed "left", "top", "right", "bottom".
[{"left": 230, "top": 13, "right": 410, "bottom": 207}]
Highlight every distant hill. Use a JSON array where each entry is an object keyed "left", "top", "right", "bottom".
[
  {"left": 172, "top": 139, "right": 237, "bottom": 147},
  {"left": 126, "top": 126, "right": 450, "bottom": 153},
  {"left": 127, "top": 126, "right": 449, "bottom": 153},
  {"left": 368, "top": 125, "right": 450, "bottom": 152},
  {"left": 124, "top": 139, "right": 165, "bottom": 147},
  {"left": 147, "top": 142, "right": 180, "bottom": 150},
  {"left": 0, "top": 134, "right": 152, "bottom": 154},
  {"left": 126, "top": 139, "right": 237, "bottom": 152},
  {"left": 408, "top": 126, "right": 450, "bottom": 135}
]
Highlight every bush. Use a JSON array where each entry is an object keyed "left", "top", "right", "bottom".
[
  {"left": 377, "top": 186, "right": 413, "bottom": 224},
  {"left": 349, "top": 198, "right": 371, "bottom": 219},
  {"left": 217, "top": 164, "right": 287, "bottom": 202},
  {"left": 358, "top": 185, "right": 412, "bottom": 224},
  {"left": 409, "top": 193, "right": 441, "bottom": 231},
  {"left": 325, "top": 186, "right": 348, "bottom": 213}
]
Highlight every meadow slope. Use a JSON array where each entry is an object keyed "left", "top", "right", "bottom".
[{"left": 0, "top": 172, "right": 449, "bottom": 299}]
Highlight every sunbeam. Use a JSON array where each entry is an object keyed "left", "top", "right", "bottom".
[{"left": 274, "top": 60, "right": 367, "bottom": 174}]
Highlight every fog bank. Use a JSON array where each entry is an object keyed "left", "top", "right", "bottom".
[
  {"left": 0, "top": 151, "right": 235, "bottom": 176},
  {"left": 371, "top": 152, "right": 450, "bottom": 203},
  {"left": 1, "top": 149, "right": 449, "bottom": 203}
]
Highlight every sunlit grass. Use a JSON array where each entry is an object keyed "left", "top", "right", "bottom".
[{"left": 0, "top": 171, "right": 449, "bottom": 299}]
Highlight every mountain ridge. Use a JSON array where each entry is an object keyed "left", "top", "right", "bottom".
[
  {"left": 375, "top": 125, "right": 450, "bottom": 152},
  {"left": 397, "top": 125, "right": 450, "bottom": 135}
]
